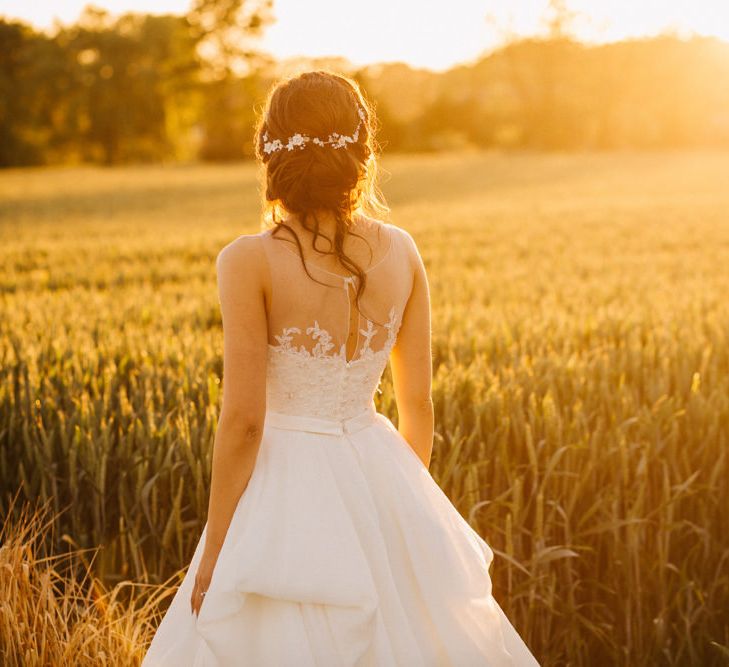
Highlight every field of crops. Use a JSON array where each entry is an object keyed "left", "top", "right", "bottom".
[{"left": 1, "top": 150, "right": 728, "bottom": 665}]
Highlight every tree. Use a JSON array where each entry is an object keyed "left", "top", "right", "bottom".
[
  {"left": 188, "top": 0, "right": 274, "bottom": 79},
  {"left": 56, "top": 8, "right": 201, "bottom": 164},
  {"left": 185, "top": 0, "right": 275, "bottom": 160},
  {"left": 0, "top": 21, "right": 69, "bottom": 165},
  {"left": 485, "top": 1, "right": 588, "bottom": 148}
]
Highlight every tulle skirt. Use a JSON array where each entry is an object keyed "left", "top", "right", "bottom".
[{"left": 142, "top": 402, "right": 540, "bottom": 666}]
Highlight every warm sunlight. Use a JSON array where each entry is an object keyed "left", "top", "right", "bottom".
[
  {"left": 3, "top": 0, "right": 729, "bottom": 664},
  {"left": 1, "top": 0, "right": 728, "bottom": 70}
]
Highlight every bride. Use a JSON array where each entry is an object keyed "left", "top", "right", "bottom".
[{"left": 143, "top": 69, "right": 540, "bottom": 666}]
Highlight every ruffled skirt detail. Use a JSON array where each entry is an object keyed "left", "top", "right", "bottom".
[{"left": 142, "top": 404, "right": 540, "bottom": 666}]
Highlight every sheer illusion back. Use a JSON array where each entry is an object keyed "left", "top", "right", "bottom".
[{"left": 260, "top": 221, "right": 411, "bottom": 421}]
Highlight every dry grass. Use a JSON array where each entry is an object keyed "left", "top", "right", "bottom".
[
  {"left": 0, "top": 492, "right": 176, "bottom": 666},
  {"left": 1, "top": 150, "right": 729, "bottom": 664}
]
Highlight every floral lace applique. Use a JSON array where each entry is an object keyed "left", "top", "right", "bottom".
[
  {"left": 273, "top": 327, "right": 302, "bottom": 349},
  {"left": 306, "top": 321, "right": 336, "bottom": 357},
  {"left": 357, "top": 319, "right": 377, "bottom": 360},
  {"left": 269, "top": 306, "right": 400, "bottom": 365}
]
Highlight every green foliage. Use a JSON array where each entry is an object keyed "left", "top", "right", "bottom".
[
  {"left": 197, "top": 74, "right": 270, "bottom": 160},
  {"left": 3, "top": 11, "right": 729, "bottom": 167},
  {"left": 188, "top": 0, "right": 274, "bottom": 78},
  {"left": 0, "top": 0, "right": 277, "bottom": 166},
  {"left": 0, "top": 21, "right": 68, "bottom": 166},
  {"left": 0, "top": 11, "right": 203, "bottom": 166},
  {"left": 1, "top": 152, "right": 728, "bottom": 664},
  {"left": 359, "top": 35, "right": 729, "bottom": 152},
  {"left": 64, "top": 11, "right": 202, "bottom": 164}
]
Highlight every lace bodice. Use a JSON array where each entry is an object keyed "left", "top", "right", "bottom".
[{"left": 260, "top": 220, "right": 412, "bottom": 421}]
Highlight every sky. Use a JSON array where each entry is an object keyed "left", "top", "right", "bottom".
[{"left": 1, "top": 0, "right": 728, "bottom": 71}]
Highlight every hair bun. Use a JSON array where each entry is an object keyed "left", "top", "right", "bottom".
[{"left": 254, "top": 70, "right": 390, "bottom": 321}]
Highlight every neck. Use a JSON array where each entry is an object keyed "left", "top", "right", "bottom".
[{"left": 283, "top": 209, "right": 360, "bottom": 237}]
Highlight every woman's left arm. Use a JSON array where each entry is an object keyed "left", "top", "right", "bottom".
[{"left": 192, "top": 236, "right": 268, "bottom": 616}]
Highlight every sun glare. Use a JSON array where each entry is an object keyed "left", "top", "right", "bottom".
[
  {"left": 568, "top": 0, "right": 729, "bottom": 44},
  {"left": 0, "top": 0, "right": 728, "bottom": 70}
]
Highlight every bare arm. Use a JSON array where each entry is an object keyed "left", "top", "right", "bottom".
[
  {"left": 203, "top": 236, "right": 268, "bottom": 558},
  {"left": 389, "top": 229, "right": 434, "bottom": 469}
]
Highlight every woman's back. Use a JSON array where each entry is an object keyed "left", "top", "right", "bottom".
[{"left": 259, "top": 217, "right": 414, "bottom": 420}]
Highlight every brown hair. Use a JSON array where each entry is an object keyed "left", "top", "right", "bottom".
[{"left": 253, "top": 69, "right": 389, "bottom": 320}]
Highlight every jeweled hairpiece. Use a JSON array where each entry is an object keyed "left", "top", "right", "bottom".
[{"left": 262, "top": 105, "right": 366, "bottom": 154}]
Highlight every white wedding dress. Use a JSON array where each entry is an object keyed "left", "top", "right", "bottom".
[{"left": 142, "top": 222, "right": 540, "bottom": 666}]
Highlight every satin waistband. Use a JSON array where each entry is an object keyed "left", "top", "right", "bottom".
[{"left": 264, "top": 402, "right": 378, "bottom": 436}]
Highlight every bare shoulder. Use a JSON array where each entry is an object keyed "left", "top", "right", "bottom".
[
  {"left": 217, "top": 231, "right": 267, "bottom": 263},
  {"left": 390, "top": 224, "right": 417, "bottom": 250},
  {"left": 384, "top": 223, "right": 422, "bottom": 272},
  {"left": 357, "top": 213, "right": 417, "bottom": 256},
  {"left": 216, "top": 232, "right": 269, "bottom": 282}
]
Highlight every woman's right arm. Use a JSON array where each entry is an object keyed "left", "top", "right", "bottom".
[{"left": 389, "top": 229, "right": 434, "bottom": 469}]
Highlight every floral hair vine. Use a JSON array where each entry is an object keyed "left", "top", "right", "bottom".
[{"left": 261, "top": 105, "right": 366, "bottom": 154}]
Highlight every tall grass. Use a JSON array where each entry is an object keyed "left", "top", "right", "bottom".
[
  {"left": 1, "top": 151, "right": 729, "bottom": 664},
  {"left": 0, "top": 492, "right": 171, "bottom": 666}
]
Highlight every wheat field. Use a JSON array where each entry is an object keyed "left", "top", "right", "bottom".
[{"left": 1, "top": 151, "right": 728, "bottom": 665}]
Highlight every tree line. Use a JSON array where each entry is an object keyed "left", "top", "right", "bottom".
[{"left": 1, "top": 5, "right": 728, "bottom": 167}]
